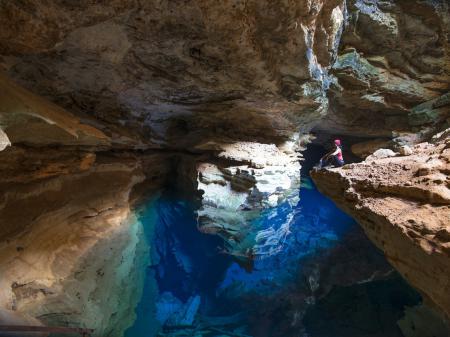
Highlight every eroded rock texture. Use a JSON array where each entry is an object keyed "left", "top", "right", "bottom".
[
  {"left": 319, "top": 0, "right": 450, "bottom": 136},
  {"left": 311, "top": 131, "right": 450, "bottom": 319},
  {"left": 0, "top": 0, "right": 348, "bottom": 148},
  {"left": 0, "top": 72, "right": 110, "bottom": 148},
  {"left": 0, "top": 145, "right": 170, "bottom": 336},
  {"left": 0, "top": 0, "right": 449, "bottom": 334},
  {"left": 0, "top": 2, "right": 349, "bottom": 330},
  {"left": 0, "top": 73, "right": 171, "bottom": 335}
]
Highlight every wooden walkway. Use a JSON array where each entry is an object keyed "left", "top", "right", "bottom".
[{"left": 0, "top": 325, "right": 94, "bottom": 336}]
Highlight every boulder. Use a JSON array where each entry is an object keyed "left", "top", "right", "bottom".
[
  {"left": 397, "top": 145, "right": 413, "bottom": 156},
  {"left": 366, "top": 148, "right": 397, "bottom": 160}
]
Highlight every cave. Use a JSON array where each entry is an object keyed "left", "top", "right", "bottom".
[{"left": 0, "top": 1, "right": 449, "bottom": 337}]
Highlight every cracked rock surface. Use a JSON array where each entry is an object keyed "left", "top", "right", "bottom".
[{"left": 312, "top": 131, "right": 450, "bottom": 319}]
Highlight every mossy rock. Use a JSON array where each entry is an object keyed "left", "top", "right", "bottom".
[
  {"left": 408, "top": 93, "right": 450, "bottom": 126},
  {"left": 333, "top": 51, "right": 379, "bottom": 83}
]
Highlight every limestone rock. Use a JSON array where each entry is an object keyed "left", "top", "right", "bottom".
[
  {"left": 398, "top": 145, "right": 413, "bottom": 156},
  {"left": 0, "top": 309, "right": 47, "bottom": 337},
  {"left": 311, "top": 133, "right": 450, "bottom": 319},
  {"left": 366, "top": 148, "right": 397, "bottom": 160},
  {"left": 0, "top": 0, "right": 448, "bottom": 333},
  {"left": 351, "top": 139, "right": 392, "bottom": 158},
  {"left": 0, "top": 147, "right": 170, "bottom": 336},
  {"left": 318, "top": 0, "right": 450, "bottom": 137},
  {"left": 0, "top": 72, "right": 109, "bottom": 148},
  {"left": 0, "top": 0, "right": 349, "bottom": 148},
  {"left": 409, "top": 92, "right": 450, "bottom": 127}
]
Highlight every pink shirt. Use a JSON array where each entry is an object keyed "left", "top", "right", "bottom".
[{"left": 332, "top": 146, "right": 343, "bottom": 161}]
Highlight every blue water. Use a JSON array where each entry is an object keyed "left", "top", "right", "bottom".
[{"left": 124, "top": 145, "right": 420, "bottom": 337}]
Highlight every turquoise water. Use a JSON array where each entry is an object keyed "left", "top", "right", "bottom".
[{"left": 125, "top": 145, "right": 421, "bottom": 337}]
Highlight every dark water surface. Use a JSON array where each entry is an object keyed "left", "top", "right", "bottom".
[{"left": 124, "top": 144, "right": 420, "bottom": 337}]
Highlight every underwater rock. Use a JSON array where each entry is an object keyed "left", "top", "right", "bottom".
[
  {"left": 304, "top": 277, "right": 422, "bottom": 337},
  {"left": 311, "top": 131, "right": 450, "bottom": 319},
  {"left": 156, "top": 292, "right": 200, "bottom": 327},
  {"left": 398, "top": 304, "right": 450, "bottom": 337}
]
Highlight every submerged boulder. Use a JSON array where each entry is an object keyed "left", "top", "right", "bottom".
[{"left": 156, "top": 292, "right": 201, "bottom": 327}]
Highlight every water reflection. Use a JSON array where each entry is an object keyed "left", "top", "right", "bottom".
[{"left": 125, "top": 145, "right": 420, "bottom": 337}]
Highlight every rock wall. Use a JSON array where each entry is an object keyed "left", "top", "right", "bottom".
[
  {"left": 0, "top": 74, "right": 171, "bottom": 335},
  {"left": 311, "top": 131, "right": 450, "bottom": 319},
  {"left": 319, "top": 0, "right": 450, "bottom": 136},
  {"left": 0, "top": 0, "right": 353, "bottom": 289},
  {"left": 0, "top": 0, "right": 349, "bottom": 148},
  {"left": 0, "top": 72, "right": 110, "bottom": 148},
  {"left": 0, "top": 146, "right": 171, "bottom": 336},
  {"left": 0, "top": 0, "right": 449, "bottom": 334}
]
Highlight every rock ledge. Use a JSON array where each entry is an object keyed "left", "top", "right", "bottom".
[{"left": 311, "top": 133, "right": 450, "bottom": 319}]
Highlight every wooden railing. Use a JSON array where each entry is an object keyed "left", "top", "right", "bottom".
[{"left": 0, "top": 325, "right": 94, "bottom": 336}]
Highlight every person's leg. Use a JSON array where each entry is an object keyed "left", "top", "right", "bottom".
[
  {"left": 321, "top": 157, "right": 330, "bottom": 168},
  {"left": 333, "top": 156, "right": 344, "bottom": 167},
  {"left": 319, "top": 158, "right": 326, "bottom": 168},
  {"left": 332, "top": 156, "right": 338, "bottom": 167}
]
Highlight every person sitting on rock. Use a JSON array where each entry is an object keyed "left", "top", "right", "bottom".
[{"left": 319, "top": 139, "right": 345, "bottom": 168}]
